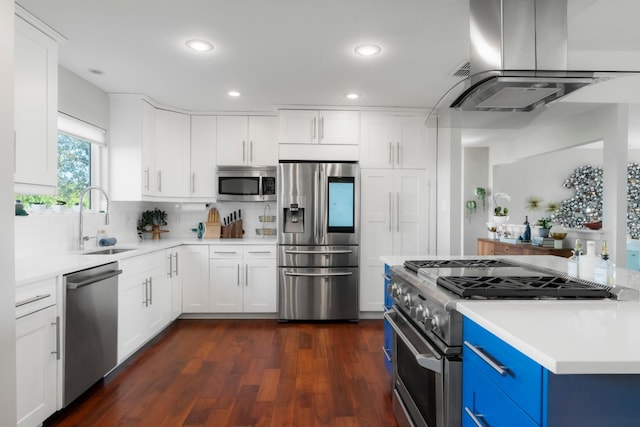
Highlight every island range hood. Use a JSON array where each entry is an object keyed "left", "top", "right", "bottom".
[{"left": 448, "top": 0, "right": 609, "bottom": 113}]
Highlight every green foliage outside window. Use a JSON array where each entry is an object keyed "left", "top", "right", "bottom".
[{"left": 17, "top": 133, "right": 92, "bottom": 208}]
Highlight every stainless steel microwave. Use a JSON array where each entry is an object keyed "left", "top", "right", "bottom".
[{"left": 217, "top": 166, "right": 277, "bottom": 201}]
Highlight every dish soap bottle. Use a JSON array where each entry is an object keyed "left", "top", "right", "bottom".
[
  {"left": 567, "top": 239, "right": 582, "bottom": 277},
  {"left": 593, "top": 240, "right": 616, "bottom": 285}
]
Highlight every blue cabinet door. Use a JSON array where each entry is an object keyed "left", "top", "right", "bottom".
[{"left": 383, "top": 263, "right": 392, "bottom": 374}]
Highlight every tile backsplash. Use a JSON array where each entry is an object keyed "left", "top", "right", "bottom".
[{"left": 15, "top": 201, "right": 277, "bottom": 257}]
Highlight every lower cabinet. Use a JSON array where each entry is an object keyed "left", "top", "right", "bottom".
[
  {"left": 383, "top": 263, "right": 393, "bottom": 375},
  {"left": 165, "top": 246, "right": 182, "bottom": 320},
  {"left": 209, "top": 244, "right": 276, "bottom": 313},
  {"left": 463, "top": 317, "right": 640, "bottom": 427},
  {"left": 181, "top": 245, "right": 210, "bottom": 313},
  {"left": 16, "top": 304, "right": 58, "bottom": 427},
  {"left": 118, "top": 251, "right": 169, "bottom": 362}
]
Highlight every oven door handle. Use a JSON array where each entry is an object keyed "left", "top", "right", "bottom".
[
  {"left": 384, "top": 310, "right": 443, "bottom": 373},
  {"left": 284, "top": 271, "right": 353, "bottom": 277}
]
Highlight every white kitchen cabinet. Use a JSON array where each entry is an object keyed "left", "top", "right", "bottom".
[
  {"left": 209, "top": 244, "right": 276, "bottom": 313},
  {"left": 190, "top": 116, "right": 217, "bottom": 198},
  {"left": 14, "top": 16, "right": 58, "bottom": 194},
  {"left": 278, "top": 110, "right": 359, "bottom": 145},
  {"left": 181, "top": 245, "right": 210, "bottom": 313},
  {"left": 359, "top": 112, "right": 428, "bottom": 169},
  {"left": 151, "top": 109, "right": 191, "bottom": 197},
  {"left": 165, "top": 247, "right": 182, "bottom": 320},
  {"left": 118, "top": 251, "right": 169, "bottom": 363},
  {"left": 216, "top": 116, "right": 277, "bottom": 166},
  {"left": 16, "top": 304, "right": 58, "bottom": 427},
  {"left": 359, "top": 169, "right": 429, "bottom": 311}
]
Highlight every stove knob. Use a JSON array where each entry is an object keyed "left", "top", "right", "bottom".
[
  {"left": 403, "top": 294, "right": 412, "bottom": 308},
  {"left": 414, "top": 305, "right": 426, "bottom": 323},
  {"left": 431, "top": 314, "right": 442, "bottom": 333},
  {"left": 390, "top": 283, "right": 400, "bottom": 298}
]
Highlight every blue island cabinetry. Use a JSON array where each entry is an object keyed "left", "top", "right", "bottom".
[
  {"left": 463, "top": 317, "right": 640, "bottom": 427},
  {"left": 383, "top": 263, "right": 393, "bottom": 374}
]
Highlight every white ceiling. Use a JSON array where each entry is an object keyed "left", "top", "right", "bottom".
[{"left": 15, "top": 0, "right": 640, "bottom": 118}]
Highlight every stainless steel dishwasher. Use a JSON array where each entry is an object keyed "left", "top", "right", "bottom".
[{"left": 63, "top": 262, "right": 122, "bottom": 407}]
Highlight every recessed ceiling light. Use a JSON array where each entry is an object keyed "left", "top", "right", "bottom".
[
  {"left": 354, "top": 44, "right": 382, "bottom": 56},
  {"left": 346, "top": 93, "right": 360, "bottom": 100},
  {"left": 228, "top": 91, "right": 241, "bottom": 97},
  {"left": 185, "top": 39, "right": 214, "bottom": 52}
]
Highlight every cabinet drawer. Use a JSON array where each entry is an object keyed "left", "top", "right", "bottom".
[
  {"left": 463, "top": 318, "right": 542, "bottom": 424},
  {"left": 244, "top": 245, "right": 276, "bottom": 259},
  {"left": 463, "top": 365, "right": 539, "bottom": 427},
  {"left": 494, "top": 244, "right": 523, "bottom": 255},
  {"left": 209, "top": 245, "right": 243, "bottom": 258}
]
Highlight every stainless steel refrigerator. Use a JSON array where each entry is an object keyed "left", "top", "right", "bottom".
[{"left": 278, "top": 161, "right": 360, "bottom": 321}]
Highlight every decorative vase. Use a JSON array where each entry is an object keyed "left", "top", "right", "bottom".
[
  {"left": 151, "top": 224, "right": 162, "bottom": 240},
  {"left": 492, "top": 215, "right": 509, "bottom": 225},
  {"left": 538, "top": 227, "right": 550, "bottom": 238}
]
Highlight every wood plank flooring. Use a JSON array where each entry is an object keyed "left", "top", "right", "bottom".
[{"left": 45, "top": 319, "right": 398, "bottom": 427}]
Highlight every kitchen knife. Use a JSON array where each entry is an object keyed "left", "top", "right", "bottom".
[
  {"left": 238, "top": 209, "right": 241, "bottom": 219},
  {"left": 234, "top": 211, "right": 237, "bottom": 222}
]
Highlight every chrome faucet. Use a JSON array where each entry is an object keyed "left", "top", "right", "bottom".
[{"left": 78, "top": 186, "right": 110, "bottom": 251}]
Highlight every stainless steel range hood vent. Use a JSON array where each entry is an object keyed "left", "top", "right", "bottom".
[{"left": 449, "top": 0, "right": 598, "bottom": 112}]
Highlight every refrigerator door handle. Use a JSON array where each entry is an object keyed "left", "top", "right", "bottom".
[
  {"left": 284, "top": 271, "right": 353, "bottom": 277},
  {"left": 285, "top": 249, "right": 353, "bottom": 255},
  {"left": 314, "top": 168, "right": 320, "bottom": 239}
]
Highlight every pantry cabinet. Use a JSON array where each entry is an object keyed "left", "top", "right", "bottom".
[
  {"left": 117, "top": 251, "right": 169, "bottom": 362},
  {"left": 209, "top": 244, "right": 276, "bottom": 313},
  {"left": 181, "top": 245, "right": 210, "bottom": 313},
  {"left": 360, "top": 169, "right": 429, "bottom": 311},
  {"left": 278, "top": 110, "right": 359, "bottom": 145},
  {"left": 359, "top": 112, "right": 428, "bottom": 169},
  {"left": 14, "top": 16, "right": 58, "bottom": 194},
  {"left": 216, "top": 116, "right": 277, "bottom": 166}
]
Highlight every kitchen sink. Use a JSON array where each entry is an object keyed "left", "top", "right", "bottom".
[{"left": 83, "top": 248, "right": 136, "bottom": 255}]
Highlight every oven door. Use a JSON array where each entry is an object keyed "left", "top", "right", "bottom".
[{"left": 384, "top": 308, "right": 461, "bottom": 427}]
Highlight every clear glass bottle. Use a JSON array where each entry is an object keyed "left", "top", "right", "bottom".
[
  {"left": 593, "top": 240, "right": 616, "bottom": 285},
  {"left": 567, "top": 239, "right": 582, "bottom": 277}
]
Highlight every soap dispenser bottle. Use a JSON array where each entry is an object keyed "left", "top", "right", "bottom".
[
  {"left": 567, "top": 239, "right": 582, "bottom": 277},
  {"left": 593, "top": 240, "right": 616, "bottom": 285}
]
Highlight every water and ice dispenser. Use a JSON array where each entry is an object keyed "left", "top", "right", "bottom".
[{"left": 283, "top": 202, "right": 304, "bottom": 233}]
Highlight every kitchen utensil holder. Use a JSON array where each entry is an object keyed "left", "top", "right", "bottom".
[{"left": 204, "top": 222, "right": 221, "bottom": 239}]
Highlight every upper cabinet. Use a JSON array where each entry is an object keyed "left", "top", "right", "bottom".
[
  {"left": 359, "top": 112, "right": 428, "bottom": 169},
  {"left": 278, "top": 110, "right": 359, "bottom": 145},
  {"left": 14, "top": 16, "right": 58, "bottom": 194},
  {"left": 217, "top": 116, "right": 277, "bottom": 166},
  {"left": 150, "top": 108, "right": 191, "bottom": 197},
  {"left": 190, "top": 115, "right": 217, "bottom": 198}
]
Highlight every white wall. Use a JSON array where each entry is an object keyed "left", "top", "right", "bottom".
[
  {"left": 463, "top": 147, "right": 488, "bottom": 255},
  {"left": 1, "top": 1, "right": 17, "bottom": 425},
  {"left": 436, "top": 125, "right": 463, "bottom": 255}
]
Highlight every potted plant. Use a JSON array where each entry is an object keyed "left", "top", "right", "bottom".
[
  {"left": 537, "top": 217, "right": 552, "bottom": 237},
  {"left": 492, "top": 192, "right": 511, "bottom": 223},
  {"left": 137, "top": 208, "right": 168, "bottom": 240}
]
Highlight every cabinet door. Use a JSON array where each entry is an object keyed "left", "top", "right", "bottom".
[
  {"left": 319, "top": 111, "right": 359, "bottom": 145},
  {"left": 190, "top": 116, "right": 217, "bottom": 197},
  {"left": 153, "top": 109, "right": 191, "bottom": 196},
  {"left": 16, "top": 305, "right": 58, "bottom": 427},
  {"left": 141, "top": 100, "right": 156, "bottom": 196},
  {"left": 394, "top": 116, "right": 428, "bottom": 169},
  {"left": 248, "top": 116, "right": 277, "bottom": 165},
  {"left": 181, "top": 245, "right": 210, "bottom": 313},
  {"left": 144, "top": 263, "right": 169, "bottom": 338},
  {"left": 117, "top": 270, "right": 146, "bottom": 362},
  {"left": 217, "top": 116, "right": 248, "bottom": 165},
  {"left": 359, "top": 113, "right": 394, "bottom": 168},
  {"left": 165, "top": 247, "right": 182, "bottom": 321},
  {"left": 244, "top": 258, "right": 277, "bottom": 312},
  {"left": 359, "top": 169, "right": 394, "bottom": 312},
  {"left": 278, "top": 110, "right": 317, "bottom": 144},
  {"left": 14, "top": 17, "right": 58, "bottom": 193},
  {"left": 210, "top": 258, "right": 244, "bottom": 312},
  {"left": 392, "top": 169, "right": 429, "bottom": 255}
]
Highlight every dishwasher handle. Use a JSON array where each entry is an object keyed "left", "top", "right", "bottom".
[{"left": 67, "top": 269, "right": 123, "bottom": 289}]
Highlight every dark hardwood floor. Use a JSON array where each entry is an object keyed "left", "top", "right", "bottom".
[{"left": 45, "top": 319, "right": 398, "bottom": 427}]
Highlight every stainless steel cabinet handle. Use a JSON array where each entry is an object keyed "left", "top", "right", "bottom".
[
  {"left": 284, "top": 249, "right": 353, "bottom": 255},
  {"left": 213, "top": 251, "right": 239, "bottom": 254},
  {"left": 396, "top": 192, "right": 400, "bottom": 231},
  {"left": 237, "top": 264, "right": 240, "bottom": 287},
  {"left": 320, "top": 116, "right": 324, "bottom": 140},
  {"left": 157, "top": 171, "right": 162, "bottom": 192},
  {"left": 144, "top": 167, "right": 150, "bottom": 190},
  {"left": 389, "top": 142, "right": 393, "bottom": 165},
  {"left": 51, "top": 316, "right": 61, "bottom": 360},
  {"left": 388, "top": 192, "right": 393, "bottom": 232},
  {"left": 464, "top": 340, "right": 508, "bottom": 376},
  {"left": 168, "top": 254, "right": 173, "bottom": 278},
  {"left": 382, "top": 274, "right": 392, "bottom": 281},
  {"left": 313, "top": 117, "right": 317, "bottom": 140},
  {"left": 284, "top": 271, "right": 353, "bottom": 277},
  {"left": 464, "top": 407, "right": 486, "bottom": 427},
  {"left": 149, "top": 277, "right": 153, "bottom": 305},
  {"left": 250, "top": 141, "right": 253, "bottom": 163},
  {"left": 396, "top": 142, "right": 400, "bottom": 165},
  {"left": 247, "top": 251, "right": 273, "bottom": 254},
  {"left": 192, "top": 172, "right": 196, "bottom": 194},
  {"left": 174, "top": 253, "right": 179, "bottom": 276},
  {"left": 245, "top": 264, "right": 248, "bottom": 287},
  {"left": 382, "top": 346, "right": 392, "bottom": 363},
  {"left": 16, "top": 294, "right": 51, "bottom": 307},
  {"left": 242, "top": 140, "right": 246, "bottom": 162},
  {"left": 143, "top": 278, "right": 149, "bottom": 306}
]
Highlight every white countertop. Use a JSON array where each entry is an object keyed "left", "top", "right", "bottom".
[
  {"left": 15, "top": 237, "right": 276, "bottom": 285},
  {"left": 383, "top": 254, "right": 640, "bottom": 375}
]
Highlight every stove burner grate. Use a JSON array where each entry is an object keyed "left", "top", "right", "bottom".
[
  {"left": 437, "top": 275, "right": 612, "bottom": 299},
  {"left": 403, "top": 259, "right": 516, "bottom": 273}
]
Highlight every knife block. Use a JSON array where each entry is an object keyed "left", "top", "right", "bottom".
[
  {"left": 204, "top": 222, "right": 221, "bottom": 239},
  {"left": 234, "top": 219, "right": 244, "bottom": 238},
  {"left": 221, "top": 224, "right": 232, "bottom": 238}
]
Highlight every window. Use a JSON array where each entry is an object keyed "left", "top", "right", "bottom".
[{"left": 16, "top": 113, "right": 106, "bottom": 210}]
